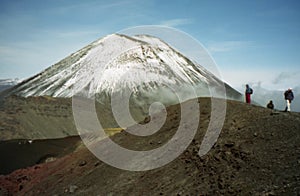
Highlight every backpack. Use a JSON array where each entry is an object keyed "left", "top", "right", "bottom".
[
  {"left": 285, "top": 90, "right": 294, "bottom": 100},
  {"left": 246, "top": 88, "right": 253, "bottom": 94},
  {"left": 284, "top": 91, "right": 288, "bottom": 99}
]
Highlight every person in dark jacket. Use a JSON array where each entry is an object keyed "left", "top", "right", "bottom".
[
  {"left": 267, "top": 100, "right": 274, "bottom": 109},
  {"left": 245, "top": 84, "right": 253, "bottom": 104},
  {"left": 284, "top": 88, "right": 294, "bottom": 112}
]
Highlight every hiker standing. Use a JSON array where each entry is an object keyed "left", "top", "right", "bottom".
[
  {"left": 284, "top": 88, "right": 294, "bottom": 112},
  {"left": 245, "top": 84, "right": 253, "bottom": 104},
  {"left": 267, "top": 100, "right": 274, "bottom": 109}
]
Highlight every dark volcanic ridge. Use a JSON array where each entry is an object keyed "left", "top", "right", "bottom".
[{"left": 0, "top": 96, "right": 300, "bottom": 195}]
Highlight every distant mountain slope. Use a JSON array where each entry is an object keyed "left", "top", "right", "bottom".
[
  {"left": 0, "top": 96, "right": 77, "bottom": 140},
  {"left": 0, "top": 96, "right": 122, "bottom": 141},
  {"left": 0, "top": 79, "right": 19, "bottom": 92}
]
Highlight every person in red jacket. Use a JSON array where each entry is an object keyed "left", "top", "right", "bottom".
[{"left": 245, "top": 84, "right": 253, "bottom": 104}]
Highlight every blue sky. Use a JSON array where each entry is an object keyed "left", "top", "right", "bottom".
[{"left": 0, "top": 0, "right": 299, "bottom": 91}]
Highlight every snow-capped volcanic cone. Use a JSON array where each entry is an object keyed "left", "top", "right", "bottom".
[
  {"left": 0, "top": 34, "right": 243, "bottom": 158},
  {"left": 3, "top": 34, "right": 241, "bottom": 102}
]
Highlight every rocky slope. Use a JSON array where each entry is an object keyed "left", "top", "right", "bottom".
[{"left": 0, "top": 97, "right": 299, "bottom": 195}]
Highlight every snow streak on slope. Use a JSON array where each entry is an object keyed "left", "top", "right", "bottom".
[{"left": 6, "top": 34, "right": 241, "bottom": 101}]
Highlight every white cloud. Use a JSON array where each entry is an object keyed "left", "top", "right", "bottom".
[
  {"left": 159, "top": 18, "right": 193, "bottom": 27},
  {"left": 44, "top": 29, "right": 101, "bottom": 38},
  {"left": 272, "top": 71, "right": 300, "bottom": 86},
  {"left": 207, "top": 41, "right": 254, "bottom": 53},
  {"left": 50, "top": 1, "right": 133, "bottom": 14},
  {"left": 219, "top": 68, "right": 300, "bottom": 92}
]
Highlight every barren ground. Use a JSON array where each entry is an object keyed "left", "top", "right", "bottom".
[{"left": 0, "top": 97, "right": 300, "bottom": 195}]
